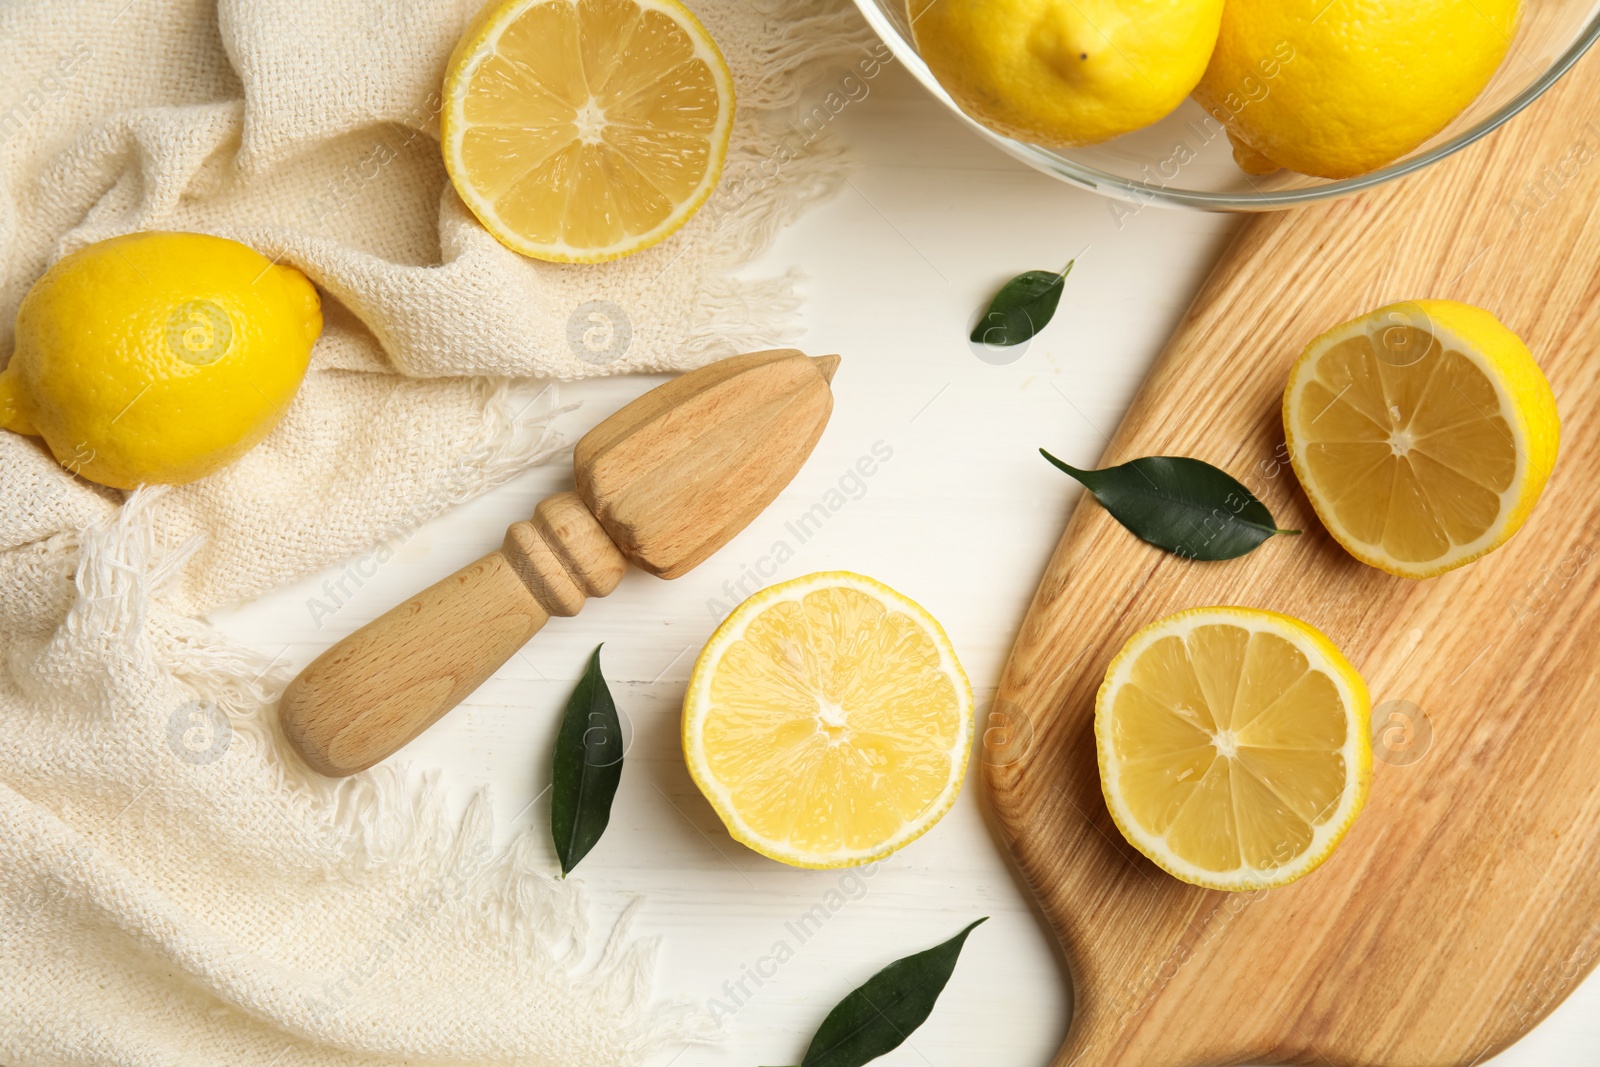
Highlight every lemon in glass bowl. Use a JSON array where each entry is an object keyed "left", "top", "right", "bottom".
[{"left": 909, "top": 0, "right": 1225, "bottom": 148}]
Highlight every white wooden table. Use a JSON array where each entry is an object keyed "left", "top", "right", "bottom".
[{"left": 210, "top": 61, "right": 1600, "bottom": 1067}]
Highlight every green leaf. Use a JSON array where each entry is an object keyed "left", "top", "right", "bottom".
[
  {"left": 1040, "top": 450, "right": 1299, "bottom": 561},
  {"left": 797, "top": 918, "right": 986, "bottom": 1067},
  {"left": 550, "top": 645, "right": 623, "bottom": 875},
  {"left": 970, "top": 263, "right": 1072, "bottom": 346}
]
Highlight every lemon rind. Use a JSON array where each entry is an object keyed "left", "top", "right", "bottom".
[
  {"left": 1096, "top": 606, "right": 1373, "bottom": 892},
  {"left": 440, "top": 0, "right": 735, "bottom": 264},
  {"left": 683, "top": 571, "right": 974, "bottom": 870}
]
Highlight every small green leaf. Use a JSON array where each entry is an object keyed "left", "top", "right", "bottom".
[
  {"left": 971, "top": 263, "right": 1072, "bottom": 347},
  {"left": 1040, "top": 450, "right": 1299, "bottom": 561},
  {"left": 550, "top": 645, "right": 623, "bottom": 875},
  {"left": 797, "top": 918, "right": 986, "bottom": 1067}
]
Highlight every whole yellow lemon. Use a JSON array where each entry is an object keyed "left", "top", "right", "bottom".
[
  {"left": 0, "top": 232, "right": 322, "bottom": 489},
  {"left": 910, "top": 0, "right": 1226, "bottom": 147},
  {"left": 1194, "top": 0, "right": 1520, "bottom": 179}
]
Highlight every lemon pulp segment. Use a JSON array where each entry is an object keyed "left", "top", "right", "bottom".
[
  {"left": 1284, "top": 300, "right": 1558, "bottom": 577},
  {"left": 442, "top": 0, "right": 734, "bottom": 262},
  {"left": 684, "top": 572, "right": 973, "bottom": 868},
  {"left": 1098, "top": 607, "right": 1371, "bottom": 890}
]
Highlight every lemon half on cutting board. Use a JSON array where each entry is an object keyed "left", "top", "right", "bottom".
[
  {"left": 1284, "top": 300, "right": 1560, "bottom": 579},
  {"left": 684, "top": 572, "right": 974, "bottom": 869},
  {"left": 442, "top": 0, "right": 735, "bottom": 262},
  {"left": 1097, "top": 607, "right": 1371, "bottom": 891}
]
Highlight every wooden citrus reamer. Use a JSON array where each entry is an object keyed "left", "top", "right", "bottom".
[{"left": 281, "top": 349, "right": 839, "bottom": 776}]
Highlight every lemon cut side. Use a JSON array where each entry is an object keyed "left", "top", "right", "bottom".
[
  {"left": 1284, "top": 300, "right": 1559, "bottom": 578},
  {"left": 1097, "top": 607, "right": 1372, "bottom": 891},
  {"left": 683, "top": 572, "right": 974, "bottom": 869},
  {"left": 442, "top": 0, "right": 735, "bottom": 263}
]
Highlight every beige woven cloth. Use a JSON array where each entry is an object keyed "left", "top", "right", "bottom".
[{"left": 0, "top": 0, "right": 881, "bottom": 1063}]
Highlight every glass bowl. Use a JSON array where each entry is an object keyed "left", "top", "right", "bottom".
[{"left": 853, "top": 0, "right": 1600, "bottom": 210}]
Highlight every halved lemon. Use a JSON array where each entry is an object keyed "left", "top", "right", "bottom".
[
  {"left": 441, "top": 0, "right": 735, "bottom": 263},
  {"left": 1284, "top": 300, "right": 1560, "bottom": 578},
  {"left": 683, "top": 572, "right": 973, "bottom": 869},
  {"left": 1097, "top": 607, "right": 1371, "bottom": 891}
]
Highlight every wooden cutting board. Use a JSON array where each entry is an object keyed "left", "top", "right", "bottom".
[{"left": 985, "top": 37, "right": 1600, "bottom": 1067}]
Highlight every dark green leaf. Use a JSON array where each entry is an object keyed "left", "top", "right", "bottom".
[
  {"left": 550, "top": 645, "right": 623, "bottom": 875},
  {"left": 1040, "top": 450, "right": 1299, "bottom": 561},
  {"left": 797, "top": 918, "right": 986, "bottom": 1067},
  {"left": 970, "top": 263, "right": 1072, "bottom": 346}
]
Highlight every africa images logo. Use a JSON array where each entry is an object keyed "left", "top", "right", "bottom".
[
  {"left": 166, "top": 299, "right": 234, "bottom": 366},
  {"left": 566, "top": 300, "right": 632, "bottom": 367},
  {"left": 166, "top": 699, "right": 233, "bottom": 766}
]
